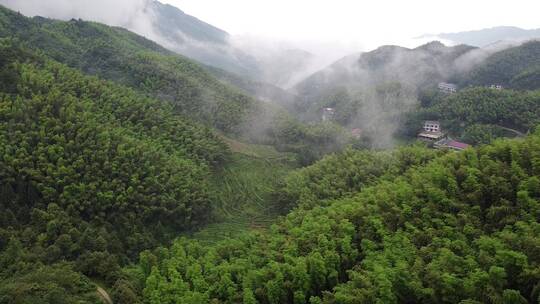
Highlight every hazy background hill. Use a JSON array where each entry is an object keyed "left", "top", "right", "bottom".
[
  {"left": 291, "top": 42, "right": 475, "bottom": 126},
  {"left": 148, "top": 1, "right": 228, "bottom": 44},
  {"left": 145, "top": 0, "right": 263, "bottom": 79},
  {"left": 424, "top": 26, "right": 540, "bottom": 47},
  {"left": 462, "top": 40, "right": 540, "bottom": 90},
  {"left": 294, "top": 41, "right": 474, "bottom": 102}
]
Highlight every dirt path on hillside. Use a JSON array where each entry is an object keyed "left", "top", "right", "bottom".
[
  {"left": 497, "top": 125, "right": 526, "bottom": 137},
  {"left": 97, "top": 287, "right": 113, "bottom": 304}
]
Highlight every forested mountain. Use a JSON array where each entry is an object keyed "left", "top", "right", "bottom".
[
  {"left": 0, "top": 36, "right": 346, "bottom": 303},
  {"left": 462, "top": 40, "right": 540, "bottom": 90},
  {"left": 428, "top": 26, "right": 540, "bottom": 47},
  {"left": 288, "top": 42, "right": 476, "bottom": 147},
  {"left": 0, "top": 10, "right": 355, "bottom": 302},
  {"left": 0, "top": 38, "right": 230, "bottom": 302},
  {"left": 0, "top": 1, "right": 539, "bottom": 303},
  {"left": 135, "top": 130, "right": 540, "bottom": 304},
  {"left": 292, "top": 42, "right": 474, "bottom": 117},
  {"left": 0, "top": 4, "right": 259, "bottom": 133}
]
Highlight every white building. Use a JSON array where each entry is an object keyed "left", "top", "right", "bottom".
[
  {"left": 438, "top": 82, "right": 457, "bottom": 94},
  {"left": 418, "top": 120, "right": 445, "bottom": 141},
  {"left": 322, "top": 108, "right": 336, "bottom": 122},
  {"left": 423, "top": 121, "right": 440, "bottom": 132}
]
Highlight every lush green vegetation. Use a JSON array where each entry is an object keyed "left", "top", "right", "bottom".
[
  {"left": 0, "top": 39, "right": 231, "bottom": 302},
  {"left": 464, "top": 41, "right": 540, "bottom": 90},
  {"left": 1, "top": 4, "right": 540, "bottom": 303},
  {"left": 277, "top": 145, "right": 443, "bottom": 211},
  {"left": 135, "top": 130, "right": 540, "bottom": 304},
  {"left": 0, "top": 5, "right": 259, "bottom": 133},
  {"left": 403, "top": 87, "right": 540, "bottom": 144},
  {"left": 193, "top": 150, "right": 295, "bottom": 244},
  {"left": 265, "top": 114, "right": 352, "bottom": 165}
]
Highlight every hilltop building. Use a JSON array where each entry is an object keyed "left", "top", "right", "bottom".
[
  {"left": 490, "top": 84, "right": 503, "bottom": 90},
  {"left": 438, "top": 82, "right": 458, "bottom": 94},
  {"left": 322, "top": 108, "right": 336, "bottom": 122}
]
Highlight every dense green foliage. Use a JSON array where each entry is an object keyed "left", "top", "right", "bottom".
[
  {"left": 277, "top": 146, "right": 443, "bottom": 210},
  {"left": 1, "top": 4, "right": 540, "bottom": 303},
  {"left": 0, "top": 261, "right": 99, "bottom": 304},
  {"left": 136, "top": 130, "right": 540, "bottom": 303},
  {"left": 403, "top": 87, "right": 540, "bottom": 143},
  {"left": 0, "top": 39, "right": 231, "bottom": 300},
  {"left": 193, "top": 152, "right": 295, "bottom": 244},
  {"left": 0, "top": 5, "right": 347, "bottom": 164},
  {"left": 464, "top": 41, "right": 540, "bottom": 90},
  {"left": 0, "top": 5, "right": 259, "bottom": 133},
  {"left": 265, "top": 114, "right": 351, "bottom": 165}
]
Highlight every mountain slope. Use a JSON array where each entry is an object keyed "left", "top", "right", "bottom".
[
  {"left": 289, "top": 42, "right": 475, "bottom": 146},
  {"left": 144, "top": 0, "right": 261, "bottom": 79},
  {"left": 0, "top": 38, "right": 231, "bottom": 301},
  {"left": 0, "top": 4, "right": 259, "bottom": 133},
  {"left": 137, "top": 130, "right": 540, "bottom": 303},
  {"left": 148, "top": 1, "right": 228, "bottom": 45},
  {"left": 463, "top": 40, "right": 540, "bottom": 89},
  {"left": 294, "top": 41, "right": 474, "bottom": 103}
]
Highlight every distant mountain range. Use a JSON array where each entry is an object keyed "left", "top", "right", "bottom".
[
  {"left": 293, "top": 41, "right": 475, "bottom": 107},
  {"left": 290, "top": 39, "right": 540, "bottom": 128},
  {"left": 423, "top": 26, "right": 540, "bottom": 47}
]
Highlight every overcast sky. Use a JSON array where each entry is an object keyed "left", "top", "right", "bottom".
[
  {"left": 2, "top": 0, "right": 539, "bottom": 53},
  {"left": 164, "top": 0, "right": 540, "bottom": 48}
]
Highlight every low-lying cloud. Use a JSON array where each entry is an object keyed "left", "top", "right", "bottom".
[{"left": 2, "top": 0, "right": 166, "bottom": 43}]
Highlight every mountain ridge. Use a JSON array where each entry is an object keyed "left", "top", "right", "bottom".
[{"left": 421, "top": 26, "right": 540, "bottom": 47}]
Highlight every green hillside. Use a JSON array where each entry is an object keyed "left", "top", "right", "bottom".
[
  {"left": 403, "top": 87, "right": 540, "bottom": 142},
  {"left": 0, "top": 38, "right": 232, "bottom": 302},
  {"left": 1, "top": 2, "right": 539, "bottom": 304},
  {"left": 136, "top": 130, "right": 540, "bottom": 304},
  {"left": 464, "top": 40, "right": 540, "bottom": 90},
  {"left": 0, "top": 5, "right": 259, "bottom": 133}
]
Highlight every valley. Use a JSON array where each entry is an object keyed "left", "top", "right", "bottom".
[{"left": 0, "top": 2, "right": 539, "bottom": 304}]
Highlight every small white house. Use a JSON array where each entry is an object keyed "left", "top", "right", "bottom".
[
  {"left": 322, "top": 108, "right": 336, "bottom": 122},
  {"left": 438, "top": 82, "right": 457, "bottom": 94}
]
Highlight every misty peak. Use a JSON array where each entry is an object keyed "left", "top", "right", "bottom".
[{"left": 416, "top": 41, "right": 446, "bottom": 51}]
